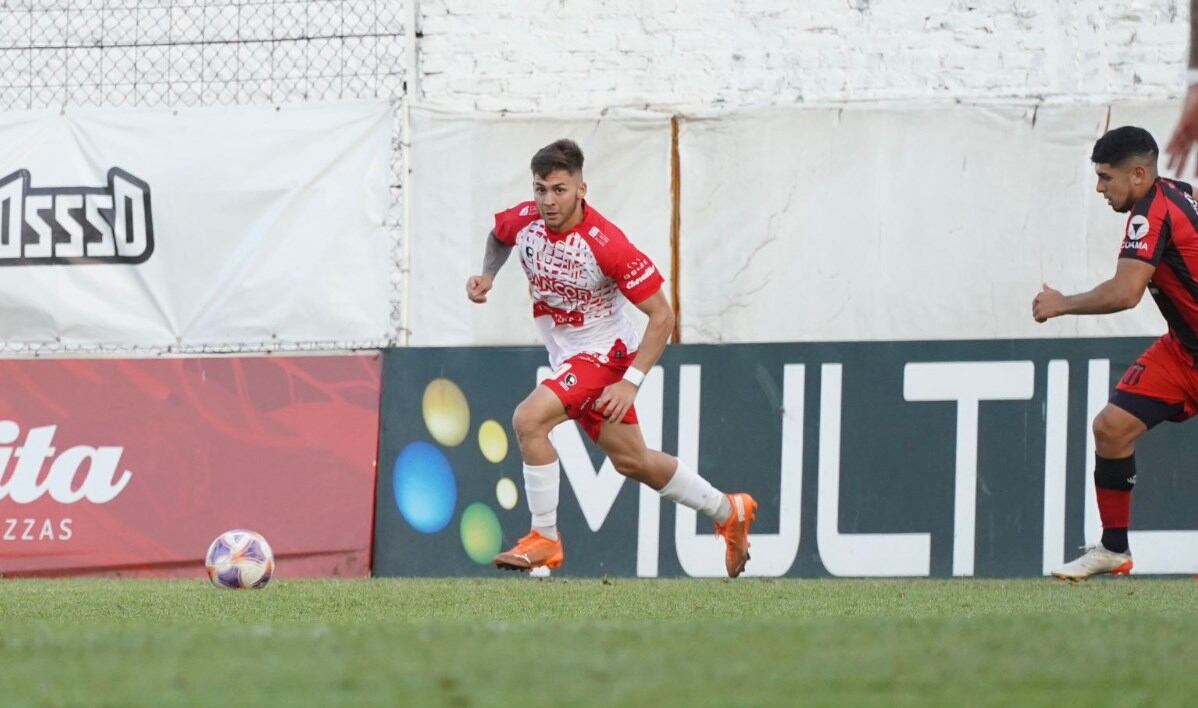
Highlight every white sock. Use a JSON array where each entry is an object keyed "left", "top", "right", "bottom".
[
  {"left": 659, "top": 458, "right": 730, "bottom": 523},
  {"left": 524, "top": 460, "right": 560, "bottom": 540}
]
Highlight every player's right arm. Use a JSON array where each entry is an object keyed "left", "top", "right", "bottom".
[
  {"left": 1166, "top": 0, "right": 1198, "bottom": 175},
  {"left": 465, "top": 230, "right": 512, "bottom": 304},
  {"left": 1033, "top": 259, "right": 1156, "bottom": 322},
  {"left": 1035, "top": 193, "right": 1169, "bottom": 322},
  {"left": 466, "top": 202, "right": 539, "bottom": 304}
]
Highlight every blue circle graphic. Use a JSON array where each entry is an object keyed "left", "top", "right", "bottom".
[{"left": 393, "top": 441, "right": 457, "bottom": 534}]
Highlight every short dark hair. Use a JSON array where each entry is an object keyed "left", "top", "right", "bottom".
[
  {"left": 531, "top": 139, "right": 584, "bottom": 178},
  {"left": 1091, "top": 126, "right": 1159, "bottom": 166}
]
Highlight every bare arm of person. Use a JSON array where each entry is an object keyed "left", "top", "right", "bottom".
[
  {"left": 1033, "top": 259, "right": 1156, "bottom": 322},
  {"left": 624, "top": 289, "right": 674, "bottom": 374},
  {"left": 1165, "top": 0, "right": 1198, "bottom": 175},
  {"left": 465, "top": 231, "right": 513, "bottom": 303}
]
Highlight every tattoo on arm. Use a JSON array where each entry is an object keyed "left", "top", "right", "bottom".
[{"left": 482, "top": 231, "right": 513, "bottom": 278}]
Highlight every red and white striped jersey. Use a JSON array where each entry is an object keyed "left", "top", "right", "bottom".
[{"left": 494, "top": 200, "right": 663, "bottom": 370}]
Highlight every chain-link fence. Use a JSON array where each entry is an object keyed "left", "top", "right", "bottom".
[{"left": 0, "top": 0, "right": 407, "bottom": 354}]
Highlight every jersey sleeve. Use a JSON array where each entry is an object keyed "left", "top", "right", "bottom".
[
  {"left": 1119, "top": 191, "right": 1171, "bottom": 266},
  {"left": 586, "top": 227, "right": 665, "bottom": 304},
  {"left": 493, "top": 201, "right": 539, "bottom": 246},
  {"left": 1166, "top": 178, "right": 1194, "bottom": 196}
]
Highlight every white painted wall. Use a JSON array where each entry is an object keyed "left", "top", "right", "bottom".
[{"left": 417, "top": 0, "right": 1188, "bottom": 112}]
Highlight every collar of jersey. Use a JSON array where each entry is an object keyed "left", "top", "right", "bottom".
[{"left": 543, "top": 201, "right": 591, "bottom": 241}]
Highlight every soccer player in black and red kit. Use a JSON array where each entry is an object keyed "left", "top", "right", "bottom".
[{"left": 1034, "top": 126, "right": 1198, "bottom": 580}]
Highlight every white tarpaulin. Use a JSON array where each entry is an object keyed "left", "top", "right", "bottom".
[
  {"left": 410, "top": 101, "right": 1189, "bottom": 348},
  {"left": 408, "top": 106, "right": 672, "bottom": 347},
  {"left": 679, "top": 102, "right": 1185, "bottom": 343},
  {"left": 0, "top": 101, "right": 392, "bottom": 349}
]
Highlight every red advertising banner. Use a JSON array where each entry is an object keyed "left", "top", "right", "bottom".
[{"left": 0, "top": 355, "right": 381, "bottom": 578}]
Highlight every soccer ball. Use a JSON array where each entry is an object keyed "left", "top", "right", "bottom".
[{"left": 205, "top": 529, "right": 275, "bottom": 589}]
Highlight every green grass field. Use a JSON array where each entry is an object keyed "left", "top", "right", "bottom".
[{"left": 1, "top": 577, "right": 1195, "bottom": 707}]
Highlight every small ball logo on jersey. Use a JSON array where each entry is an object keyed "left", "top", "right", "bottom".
[{"left": 1127, "top": 215, "right": 1150, "bottom": 242}]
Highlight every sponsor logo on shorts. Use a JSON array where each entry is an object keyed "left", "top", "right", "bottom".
[
  {"left": 1120, "top": 363, "right": 1146, "bottom": 388},
  {"left": 562, "top": 373, "right": 578, "bottom": 390}
]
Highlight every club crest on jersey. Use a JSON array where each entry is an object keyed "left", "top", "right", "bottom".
[
  {"left": 0, "top": 168, "right": 154, "bottom": 266},
  {"left": 1126, "top": 214, "right": 1150, "bottom": 242}
]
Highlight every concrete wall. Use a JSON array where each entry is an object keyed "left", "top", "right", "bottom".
[{"left": 416, "top": 0, "right": 1189, "bottom": 112}]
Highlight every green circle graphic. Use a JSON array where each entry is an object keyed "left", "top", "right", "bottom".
[{"left": 460, "top": 502, "right": 502, "bottom": 565}]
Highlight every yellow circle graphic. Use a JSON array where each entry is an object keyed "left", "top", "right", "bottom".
[
  {"left": 478, "top": 419, "right": 509, "bottom": 463},
  {"left": 422, "top": 378, "right": 470, "bottom": 447},
  {"left": 460, "top": 502, "right": 503, "bottom": 565},
  {"left": 496, "top": 477, "right": 519, "bottom": 510}
]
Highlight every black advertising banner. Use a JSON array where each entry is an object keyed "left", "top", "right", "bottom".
[{"left": 373, "top": 339, "right": 1198, "bottom": 577}]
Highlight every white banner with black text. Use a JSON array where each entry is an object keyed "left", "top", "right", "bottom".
[{"left": 0, "top": 100, "right": 392, "bottom": 349}]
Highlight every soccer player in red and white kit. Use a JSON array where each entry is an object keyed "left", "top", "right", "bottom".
[
  {"left": 1034, "top": 126, "right": 1198, "bottom": 580},
  {"left": 465, "top": 139, "right": 757, "bottom": 577}
]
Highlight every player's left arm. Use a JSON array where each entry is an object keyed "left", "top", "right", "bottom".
[
  {"left": 595, "top": 289, "right": 674, "bottom": 423},
  {"left": 1033, "top": 259, "right": 1155, "bottom": 322},
  {"left": 627, "top": 289, "right": 674, "bottom": 374}
]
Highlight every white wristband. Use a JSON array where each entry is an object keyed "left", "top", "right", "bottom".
[
  {"left": 1188, "top": 68, "right": 1198, "bottom": 87},
  {"left": 622, "top": 367, "right": 646, "bottom": 388}
]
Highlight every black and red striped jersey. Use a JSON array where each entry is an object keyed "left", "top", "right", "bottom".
[{"left": 1119, "top": 177, "right": 1198, "bottom": 360}]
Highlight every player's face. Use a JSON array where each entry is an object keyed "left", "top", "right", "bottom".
[
  {"left": 533, "top": 170, "right": 586, "bottom": 231},
  {"left": 1093, "top": 162, "right": 1146, "bottom": 213}
]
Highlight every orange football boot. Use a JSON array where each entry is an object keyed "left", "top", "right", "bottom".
[
  {"left": 494, "top": 530, "right": 564, "bottom": 572},
  {"left": 714, "top": 493, "right": 757, "bottom": 578}
]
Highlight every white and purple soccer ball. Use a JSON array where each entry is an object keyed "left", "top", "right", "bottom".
[{"left": 205, "top": 529, "right": 275, "bottom": 589}]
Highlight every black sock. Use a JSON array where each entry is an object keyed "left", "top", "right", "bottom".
[{"left": 1101, "top": 528, "right": 1129, "bottom": 554}]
